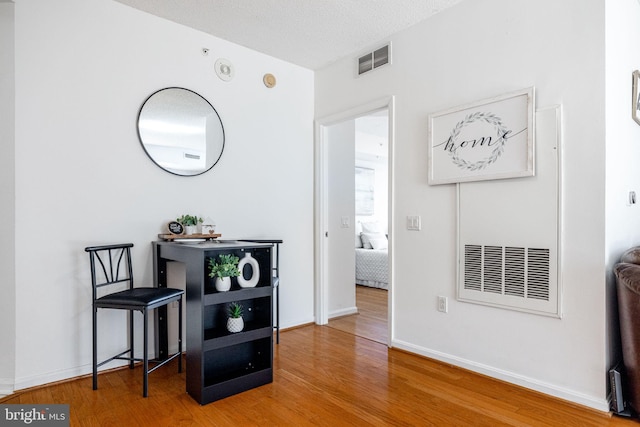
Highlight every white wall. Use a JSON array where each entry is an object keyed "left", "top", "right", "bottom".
[
  {"left": 316, "top": 0, "right": 608, "bottom": 410},
  {"left": 604, "top": 0, "right": 640, "bottom": 373},
  {"left": 11, "top": 0, "right": 314, "bottom": 390},
  {"left": 0, "top": 2, "right": 16, "bottom": 397}
]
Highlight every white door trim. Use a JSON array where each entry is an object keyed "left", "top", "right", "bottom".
[{"left": 314, "top": 96, "right": 395, "bottom": 346}]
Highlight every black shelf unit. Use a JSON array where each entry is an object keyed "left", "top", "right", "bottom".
[{"left": 153, "top": 240, "right": 274, "bottom": 405}]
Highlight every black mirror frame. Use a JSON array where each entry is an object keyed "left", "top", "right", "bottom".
[{"left": 137, "top": 87, "right": 225, "bottom": 177}]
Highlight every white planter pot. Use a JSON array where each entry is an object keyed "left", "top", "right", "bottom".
[
  {"left": 215, "top": 276, "right": 231, "bottom": 292},
  {"left": 227, "top": 317, "right": 244, "bottom": 333},
  {"left": 184, "top": 225, "right": 198, "bottom": 235}
]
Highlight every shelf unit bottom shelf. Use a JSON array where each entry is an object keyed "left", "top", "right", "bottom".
[{"left": 190, "top": 368, "right": 273, "bottom": 405}]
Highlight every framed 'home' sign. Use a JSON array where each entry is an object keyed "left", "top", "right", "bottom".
[{"left": 428, "top": 87, "right": 535, "bottom": 185}]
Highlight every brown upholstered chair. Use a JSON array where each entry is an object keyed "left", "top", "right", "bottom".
[{"left": 614, "top": 247, "right": 640, "bottom": 413}]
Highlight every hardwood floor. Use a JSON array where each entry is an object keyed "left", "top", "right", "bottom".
[
  {"left": 327, "top": 285, "right": 388, "bottom": 344},
  {"left": 1, "top": 324, "right": 635, "bottom": 426}
]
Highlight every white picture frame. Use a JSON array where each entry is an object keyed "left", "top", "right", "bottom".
[
  {"left": 428, "top": 87, "right": 535, "bottom": 185},
  {"left": 633, "top": 70, "right": 640, "bottom": 126}
]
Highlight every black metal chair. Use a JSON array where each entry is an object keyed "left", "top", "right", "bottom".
[{"left": 85, "top": 243, "right": 184, "bottom": 397}]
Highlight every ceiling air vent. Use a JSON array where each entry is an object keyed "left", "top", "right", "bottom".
[{"left": 358, "top": 44, "right": 390, "bottom": 76}]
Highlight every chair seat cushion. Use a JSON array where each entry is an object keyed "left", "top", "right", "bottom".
[{"left": 96, "top": 287, "right": 183, "bottom": 309}]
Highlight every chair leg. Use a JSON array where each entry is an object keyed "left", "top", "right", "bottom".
[
  {"left": 143, "top": 308, "right": 148, "bottom": 398},
  {"left": 178, "top": 297, "right": 183, "bottom": 373},
  {"left": 93, "top": 306, "right": 98, "bottom": 390},
  {"left": 276, "top": 284, "right": 280, "bottom": 344},
  {"left": 129, "top": 309, "right": 134, "bottom": 369}
]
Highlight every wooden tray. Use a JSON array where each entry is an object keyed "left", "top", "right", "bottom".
[{"left": 158, "top": 233, "right": 221, "bottom": 241}]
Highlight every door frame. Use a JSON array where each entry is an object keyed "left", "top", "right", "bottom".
[{"left": 314, "top": 96, "right": 395, "bottom": 346}]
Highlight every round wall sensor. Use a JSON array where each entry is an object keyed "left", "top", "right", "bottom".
[
  {"left": 215, "top": 58, "right": 234, "bottom": 82},
  {"left": 263, "top": 73, "right": 276, "bottom": 88}
]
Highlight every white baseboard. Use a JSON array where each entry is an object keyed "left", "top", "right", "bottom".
[
  {"left": 329, "top": 306, "right": 358, "bottom": 319},
  {"left": 0, "top": 377, "right": 14, "bottom": 397},
  {"left": 391, "top": 338, "right": 610, "bottom": 413},
  {"left": 13, "top": 360, "right": 131, "bottom": 392}
]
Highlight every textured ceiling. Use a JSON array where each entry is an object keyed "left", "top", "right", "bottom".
[{"left": 114, "top": 0, "right": 463, "bottom": 70}]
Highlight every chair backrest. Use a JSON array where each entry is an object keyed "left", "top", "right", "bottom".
[
  {"left": 238, "top": 239, "right": 282, "bottom": 278},
  {"left": 85, "top": 243, "right": 135, "bottom": 301}
]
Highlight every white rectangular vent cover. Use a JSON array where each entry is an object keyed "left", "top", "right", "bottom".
[
  {"left": 358, "top": 44, "right": 390, "bottom": 76},
  {"left": 464, "top": 245, "right": 550, "bottom": 300},
  {"left": 457, "top": 106, "right": 561, "bottom": 317}
]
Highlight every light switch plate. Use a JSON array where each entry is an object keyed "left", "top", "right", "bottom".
[{"left": 407, "top": 215, "right": 421, "bottom": 231}]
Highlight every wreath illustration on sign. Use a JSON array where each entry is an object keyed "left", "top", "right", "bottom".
[{"left": 448, "top": 112, "right": 509, "bottom": 171}]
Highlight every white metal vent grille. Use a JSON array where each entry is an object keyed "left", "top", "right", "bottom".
[
  {"left": 464, "top": 245, "right": 481, "bottom": 291},
  {"left": 504, "top": 247, "right": 525, "bottom": 297},
  {"left": 527, "top": 248, "right": 550, "bottom": 300},
  {"left": 463, "top": 245, "right": 550, "bottom": 301},
  {"left": 357, "top": 44, "right": 390, "bottom": 76}
]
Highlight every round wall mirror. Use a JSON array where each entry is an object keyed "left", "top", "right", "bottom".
[{"left": 137, "top": 87, "right": 225, "bottom": 176}]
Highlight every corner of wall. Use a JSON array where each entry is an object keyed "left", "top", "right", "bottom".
[{"left": 0, "top": 1, "right": 16, "bottom": 396}]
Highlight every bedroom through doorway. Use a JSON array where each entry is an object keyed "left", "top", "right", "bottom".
[{"left": 326, "top": 108, "right": 390, "bottom": 344}]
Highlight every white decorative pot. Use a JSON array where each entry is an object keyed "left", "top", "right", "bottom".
[
  {"left": 237, "top": 252, "right": 260, "bottom": 288},
  {"left": 184, "top": 225, "right": 197, "bottom": 235},
  {"left": 215, "top": 276, "right": 231, "bottom": 292},
  {"left": 227, "top": 317, "right": 244, "bottom": 333}
]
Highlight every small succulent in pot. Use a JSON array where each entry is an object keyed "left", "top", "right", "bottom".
[
  {"left": 227, "top": 302, "right": 244, "bottom": 333},
  {"left": 208, "top": 254, "right": 240, "bottom": 292},
  {"left": 176, "top": 214, "right": 203, "bottom": 226},
  {"left": 208, "top": 254, "right": 240, "bottom": 279},
  {"left": 177, "top": 214, "right": 203, "bottom": 235},
  {"left": 228, "top": 302, "right": 244, "bottom": 319}
]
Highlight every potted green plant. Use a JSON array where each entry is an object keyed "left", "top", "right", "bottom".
[
  {"left": 176, "top": 214, "right": 203, "bottom": 235},
  {"left": 208, "top": 254, "right": 240, "bottom": 292},
  {"left": 226, "top": 302, "right": 244, "bottom": 333}
]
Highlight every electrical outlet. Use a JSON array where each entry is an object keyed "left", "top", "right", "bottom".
[{"left": 437, "top": 296, "right": 448, "bottom": 313}]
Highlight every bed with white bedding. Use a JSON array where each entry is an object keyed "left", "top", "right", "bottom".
[
  {"left": 355, "top": 221, "right": 389, "bottom": 289},
  {"left": 355, "top": 247, "right": 388, "bottom": 289}
]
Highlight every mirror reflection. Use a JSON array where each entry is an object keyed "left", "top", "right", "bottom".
[{"left": 137, "top": 87, "right": 225, "bottom": 176}]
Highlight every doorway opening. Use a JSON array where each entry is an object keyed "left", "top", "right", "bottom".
[{"left": 315, "top": 98, "right": 394, "bottom": 346}]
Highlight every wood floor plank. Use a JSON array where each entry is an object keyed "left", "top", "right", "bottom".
[
  {"left": 327, "top": 285, "right": 388, "bottom": 344},
  {"left": 1, "top": 324, "right": 635, "bottom": 426}
]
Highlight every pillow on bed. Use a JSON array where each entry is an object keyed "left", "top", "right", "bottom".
[
  {"left": 370, "top": 238, "right": 388, "bottom": 250},
  {"left": 361, "top": 232, "right": 386, "bottom": 249},
  {"left": 355, "top": 234, "right": 363, "bottom": 248}
]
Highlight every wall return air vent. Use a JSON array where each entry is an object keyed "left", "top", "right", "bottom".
[
  {"left": 358, "top": 44, "right": 390, "bottom": 76},
  {"left": 460, "top": 244, "right": 557, "bottom": 316},
  {"left": 464, "top": 244, "right": 550, "bottom": 298}
]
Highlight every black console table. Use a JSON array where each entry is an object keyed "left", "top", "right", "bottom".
[{"left": 153, "top": 240, "right": 274, "bottom": 404}]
